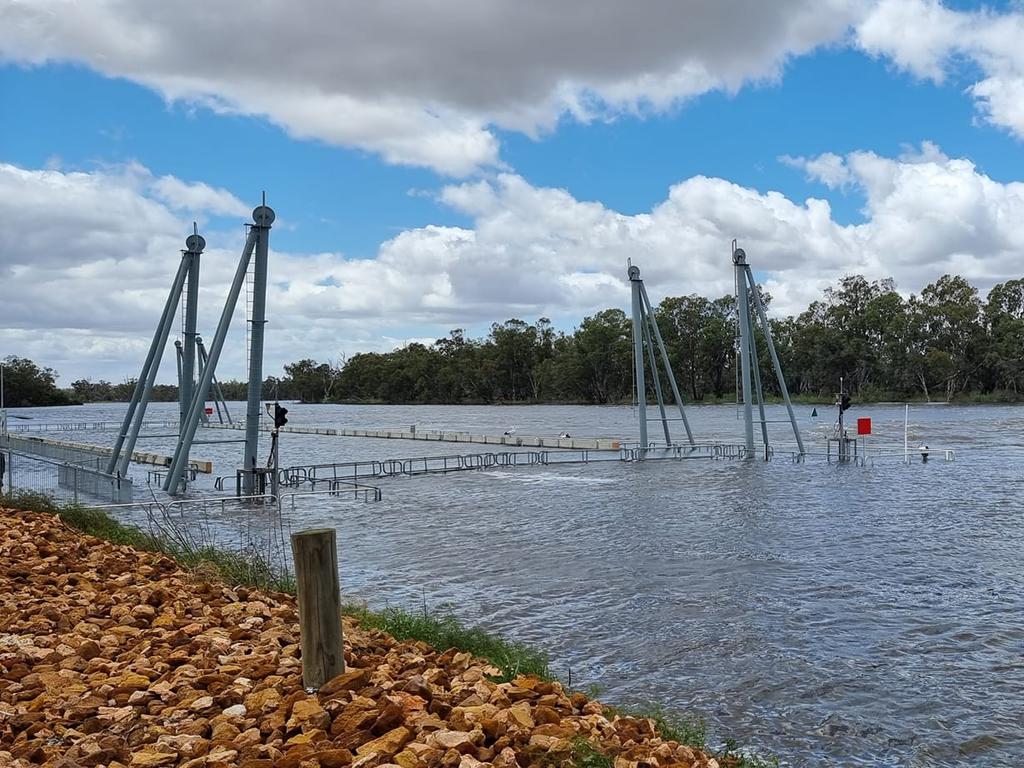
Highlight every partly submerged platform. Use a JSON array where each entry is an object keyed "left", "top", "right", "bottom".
[
  {"left": 1, "top": 432, "right": 213, "bottom": 474},
  {"left": 204, "top": 422, "right": 622, "bottom": 451}
]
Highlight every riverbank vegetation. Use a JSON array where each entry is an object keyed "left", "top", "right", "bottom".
[{"left": 15, "top": 272, "right": 1020, "bottom": 408}]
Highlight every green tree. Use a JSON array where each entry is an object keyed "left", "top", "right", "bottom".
[
  {"left": 568, "top": 309, "right": 632, "bottom": 404},
  {"left": 284, "top": 359, "right": 339, "bottom": 403},
  {"left": 1, "top": 357, "right": 72, "bottom": 407},
  {"left": 984, "top": 278, "right": 1024, "bottom": 393}
]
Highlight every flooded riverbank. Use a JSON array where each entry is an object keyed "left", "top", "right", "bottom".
[{"left": 8, "top": 402, "right": 1024, "bottom": 766}]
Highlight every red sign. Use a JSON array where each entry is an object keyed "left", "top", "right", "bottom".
[
  {"left": 857, "top": 417, "right": 872, "bottom": 435},
  {"left": 204, "top": 407, "right": 214, "bottom": 415}
]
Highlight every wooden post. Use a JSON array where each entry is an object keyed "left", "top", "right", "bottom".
[{"left": 291, "top": 528, "right": 345, "bottom": 689}]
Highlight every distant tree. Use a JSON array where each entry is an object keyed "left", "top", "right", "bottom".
[
  {"left": 570, "top": 309, "right": 632, "bottom": 404},
  {"left": 1, "top": 357, "right": 72, "bottom": 407},
  {"left": 284, "top": 359, "right": 339, "bottom": 403},
  {"left": 984, "top": 279, "right": 1024, "bottom": 394}
]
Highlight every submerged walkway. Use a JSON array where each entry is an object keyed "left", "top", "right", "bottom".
[{"left": 204, "top": 422, "right": 622, "bottom": 451}]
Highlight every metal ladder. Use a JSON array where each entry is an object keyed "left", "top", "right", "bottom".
[{"left": 243, "top": 229, "right": 261, "bottom": 429}]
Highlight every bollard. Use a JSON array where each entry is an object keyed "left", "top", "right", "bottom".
[{"left": 291, "top": 528, "right": 345, "bottom": 689}]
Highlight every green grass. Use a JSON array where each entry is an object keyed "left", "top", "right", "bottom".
[
  {"left": 605, "top": 702, "right": 707, "bottom": 750},
  {"left": 717, "top": 739, "right": 781, "bottom": 768},
  {"left": 635, "top": 704, "right": 708, "bottom": 750},
  {"left": 343, "top": 602, "right": 551, "bottom": 683},
  {"left": 568, "top": 737, "right": 613, "bottom": 768},
  {"left": 563, "top": 705, "right": 778, "bottom": 768},
  {"left": 1, "top": 490, "right": 295, "bottom": 593}
]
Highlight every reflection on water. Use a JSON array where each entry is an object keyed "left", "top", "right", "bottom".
[{"left": 12, "top": 401, "right": 1024, "bottom": 766}]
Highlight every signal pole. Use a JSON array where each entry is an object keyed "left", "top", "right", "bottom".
[
  {"left": 270, "top": 401, "right": 288, "bottom": 499},
  {"left": 834, "top": 377, "right": 854, "bottom": 462}
]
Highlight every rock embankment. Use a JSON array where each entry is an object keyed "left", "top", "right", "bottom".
[{"left": 0, "top": 508, "right": 721, "bottom": 768}]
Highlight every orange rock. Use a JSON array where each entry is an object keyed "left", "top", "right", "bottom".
[
  {"left": 427, "top": 730, "right": 476, "bottom": 754},
  {"left": 320, "top": 668, "right": 371, "bottom": 697},
  {"left": 528, "top": 734, "right": 572, "bottom": 752},
  {"left": 288, "top": 698, "right": 330, "bottom": 732},
  {"left": 128, "top": 748, "right": 177, "bottom": 767},
  {"left": 505, "top": 702, "right": 533, "bottom": 730},
  {"left": 355, "top": 725, "right": 413, "bottom": 758},
  {"left": 316, "top": 747, "right": 355, "bottom": 767}
]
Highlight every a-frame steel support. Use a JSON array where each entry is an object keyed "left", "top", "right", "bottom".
[
  {"left": 107, "top": 231, "right": 204, "bottom": 477},
  {"left": 164, "top": 204, "right": 273, "bottom": 494},
  {"left": 733, "top": 244, "right": 805, "bottom": 458},
  {"left": 628, "top": 264, "right": 695, "bottom": 458}
]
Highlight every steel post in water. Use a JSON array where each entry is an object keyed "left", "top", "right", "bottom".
[
  {"left": 243, "top": 203, "right": 274, "bottom": 494},
  {"left": 291, "top": 528, "right": 345, "bottom": 689},
  {"left": 747, "top": 310, "right": 770, "bottom": 451},
  {"left": 107, "top": 254, "right": 190, "bottom": 475},
  {"left": 641, "top": 315, "right": 672, "bottom": 443},
  {"left": 198, "top": 337, "right": 232, "bottom": 424},
  {"left": 734, "top": 248, "right": 755, "bottom": 456},
  {"left": 194, "top": 340, "right": 208, "bottom": 424},
  {"left": 181, "top": 229, "right": 203, "bottom": 431},
  {"left": 271, "top": 430, "right": 280, "bottom": 499},
  {"left": 164, "top": 224, "right": 259, "bottom": 494},
  {"left": 629, "top": 265, "right": 648, "bottom": 453},
  {"left": 904, "top": 404, "right": 910, "bottom": 464},
  {"left": 175, "top": 340, "right": 183, "bottom": 414}
]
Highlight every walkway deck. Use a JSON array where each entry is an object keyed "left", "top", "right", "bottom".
[{"left": 203, "top": 422, "right": 622, "bottom": 450}]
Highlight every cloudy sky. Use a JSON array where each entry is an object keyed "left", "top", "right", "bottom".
[{"left": 2, "top": 0, "right": 1024, "bottom": 383}]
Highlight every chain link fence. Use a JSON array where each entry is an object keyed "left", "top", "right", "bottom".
[{"left": 0, "top": 446, "right": 133, "bottom": 504}]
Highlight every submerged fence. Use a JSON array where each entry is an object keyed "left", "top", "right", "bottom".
[
  {"left": 1, "top": 433, "right": 109, "bottom": 469},
  {"left": 0, "top": 447, "right": 133, "bottom": 504}
]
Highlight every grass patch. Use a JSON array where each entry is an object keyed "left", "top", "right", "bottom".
[
  {"left": 717, "top": 739, "right": 781, "bottom": 768},
  {"left": 636, "top": 704, "right": 708, "bottom": 750},
  {"left": 344, "top": 602, "right": 551, "bottom": 683},
  {"left": 605, "top": 702, "right": 707, "bottom": 750},
  {"left": 600, "top": 703, "right": 780, "bottom": 767},
  {"left": 1, "top": 490, "right": 295, "bottom": 593},
  {"left": 568, "top": 737, "right": 613, "bottom": 768}
]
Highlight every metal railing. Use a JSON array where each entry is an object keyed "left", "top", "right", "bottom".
[
  {"left": 212, "top": 470, "right": 383, "bottom": 502},
  {"left": 8, "top": 419, "right": 179, "bottom": 434},
  {"left": 1, "top": 433, "right": 108, "bottom": 469},
  {"left": 285, "top": 485, "right": 382, "bottom": 505},
  {"left": 1, "top": 448, "right": 132, "bottom": 503}
]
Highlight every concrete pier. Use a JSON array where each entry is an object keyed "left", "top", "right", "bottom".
[{"left": 3, "top": 433, "right": 213, "bottom": 474}]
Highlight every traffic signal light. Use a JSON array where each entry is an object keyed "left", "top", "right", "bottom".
[
  {"left": 273, "top": 402, "right": 288, "bottom": 428},
  {"left": 839, "top": 394, "right": 851, "bottom": 412}
]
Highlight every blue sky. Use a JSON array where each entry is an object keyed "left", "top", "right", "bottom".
[{"left": 2, "top": 0, "right": 1024, "bottom": 381}]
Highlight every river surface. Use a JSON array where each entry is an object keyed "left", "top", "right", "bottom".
[{"left": 7, "top": 401, "right": 1024, "bottom": 767}]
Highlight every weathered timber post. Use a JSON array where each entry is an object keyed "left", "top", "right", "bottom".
[{"left": 291, "top": 528, "right": 345, "bottom": 689}]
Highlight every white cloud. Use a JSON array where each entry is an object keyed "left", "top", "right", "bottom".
[
  {"left": 0, "top": 0, "right": 865, "bottom": 175},
  {"left": 781, "top": 152, "right": 853, "bottom": 189},
  {"left": 857, "top": 0, "right": 1024, "bottom": 139},
  {"left": 149, "top": 176, "right": 249, "bottom": 218},
  {"left": 2, "top": 147, "right": 1023, "bottom": 382}
]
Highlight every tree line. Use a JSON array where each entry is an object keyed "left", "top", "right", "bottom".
[{"left": 5, "top": 273, "right": 1023, "bottom": 408}]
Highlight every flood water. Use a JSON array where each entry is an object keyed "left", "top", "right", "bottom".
[{"left": 9, "top": 401, "right": 1024, "bottom": 766}]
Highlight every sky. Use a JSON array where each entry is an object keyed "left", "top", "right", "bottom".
[{"left": 2, "top": 0, "right": 1024, "bottom": 383}]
